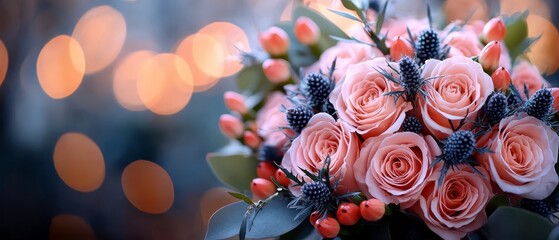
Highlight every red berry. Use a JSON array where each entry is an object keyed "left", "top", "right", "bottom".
[
  {"left": 256, "top": 161, "right": 277, "bottom": 180},
  {"left": 275, "top": 169, "right": 291, "bottom": 187},
  {"left": 309, "top": 211, "right": 321, "bottom": 226},
  {"left": 250, "top": 178, "right": 276, "bottom": 200},
  {"left": 360, "top": 199, "right": 385, "bottom": 221},
  {"left": 314, "top": 216, "right": 340, "bottom": 239},
  {"left": 336, "top": 202, "right": 360, "bottom": 225}
]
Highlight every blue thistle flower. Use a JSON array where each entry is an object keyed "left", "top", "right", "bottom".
[
  {"left": 525, "top": 88, "right": 553, "bottom": 121},
  {"left": 485, "top": 92, "right": 508, "bottom": 125},
  {"left": 302, "top": 73, "right": 334, "bottom": 111},
  {"left": 286, "top": 106, "right": 313, "bottom": 134},
  {"left": 402, "top": 116, "right": 422, "bottom": 133},
  {"left": 416, "top": 29, "right": 441, "bottom": 64}
]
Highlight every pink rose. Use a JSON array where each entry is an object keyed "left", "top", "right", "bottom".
[
  {"left": 383, "top": 18, "right": 429, "bottom": 41},
  {"left": 477, "top": 114, "right": 559, "bottom": 199},
  {"left": 318, "top": 42, "right": 381, "bottom": 82},
  {"left": 330, "top": 57, "right": 412, "bottom": 139},
  {"left": 353, "top": 132, "right": 440, "bottom": 209},
  {"left": 511, "top": 61, "right": 550, "bottom": 98},
  {"left": 410, "top": 167, "right": 492, "bottom": 240},
  {"left": 281, "top": 113, "right": 360, "bottom": 193},
  {"left": 419, "top": 56, "right": 493, "bottom": 139},
  {"left": 256, "top": 91, "right": 293, "bottom": 146},
  {"left": 443, "top": 29, "right": 483, "bottom": 57}
]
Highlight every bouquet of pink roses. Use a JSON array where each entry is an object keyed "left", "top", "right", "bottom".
[{"left": 206, "top": 1, "right": 559, "bottom": 239}]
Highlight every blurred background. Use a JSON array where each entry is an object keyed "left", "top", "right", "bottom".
[{"left": 0, "top": 0, "right": 557, "bottom": 239}]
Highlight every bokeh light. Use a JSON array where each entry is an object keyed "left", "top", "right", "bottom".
[
  {"left": 175, "top": 35, "right": 220, "bottom": 92},
  {"left": 526, "top": 14, "right": 559, "bottom": 75},
  {"left": 500, "top": 0, "right": 550, "bottom": 20},
  {"left": 37, "top": 35, "right": 85, "bottom": 99},
  {"left": 305, "top": 0, "right": 360, "bottom": 34},
  {"left": 197, "top": 22, "right": 250, "bottom": 77},
  {"left": 199, "top": 187, "right": 238, "bottom": 226},
  {"left": 190, "top": 33, "right": 225, "bottom": 79},
  {"left": 121, "top": 160, "right": 174, "bottom": 214},
  {"left": 0, "top": 39, "right": 7, "bottom": 87},
  {"left": 113, "top": 50, "right": 155, "bottom": 111},
  {"left": 72, "top": 5, "right": 126, "bottom": 74},
  {"left": 49, "top": 214, "right": 95, "bottom": 240},
  {"left": 443, "top": 0, "right": 487, "bottom": 22},
  {"left": 137, "top": 53, "right": 193, "bottom": 115},
  {"left": 53, "top": 132, "right": 105, "bottom": 192}
]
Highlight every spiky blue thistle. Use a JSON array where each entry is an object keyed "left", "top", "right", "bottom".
[
  {"left": 525, "top": 88, "right": 553, "bottom": 121},
  {"left": 302, "top": 73, "right": 333, "bottom": 110},
  {"left": 432, "top": 130, "right": 487, "bottom": 185},
  {"left": 520, "top": 198, "right": 558, "bottom": 220},
  {"left": 301, "top": 181, "right": 331, "bottom": 209},
  {"left": 416, "top": 29, "right": 441, "bottom": 64},
  {"left": 402, "top": 116, "right": 422, "bottom": 133},
  {"left": 286, "top": 106, "right": 313, "bottom": 134},
  {"left": 485, "top": 92, "right": 508, "bottom": 125}
]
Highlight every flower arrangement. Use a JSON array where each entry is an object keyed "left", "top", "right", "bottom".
[{"left": 206, "top": 1, "right": 559, "bottom": 239}]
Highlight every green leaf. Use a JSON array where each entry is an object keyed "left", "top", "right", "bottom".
[
  {"left": 503, "top": 11, "right": 528, "bottom": 59},
  {"left": 205, "top": 196, "right": 306, "bottom": 240},
  {"left": 340, "top": 0, "right": 366, "bottom": 22},
  {"left": 328, "top": 8, "right": 361, "bottom": 22},
  {"left": 228, "top": 192, "right": 254, "bottom": 205},
  {"left": 207, "top": 152, "right": 258, "bottom": 192},
  {"left": 375, "top": 0, "right": 389, "bottom": 34},
  {"left": 236, "top": 64, "right": 273, "bottom": 95},
  {"left": 482, "top": 206, "right": 553, "bottom": 240},
  {"left": 485, "top": 194, "right": 511, "bottom": 216}
]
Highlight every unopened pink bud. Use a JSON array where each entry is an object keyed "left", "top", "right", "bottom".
[
  {"left": 390, "top": 36, "right": 414, "bottom": 61},
  {"left": 551, "top": 88, "right": 559, "bottom": 114},
  {"left": 259, "top": 26, "right": 290, "bottom": 56},
  {"left": 243, "top": 131, "right": 261, "bottom": 149},
  {"left": 294, "top": 16, "right": 321, "bottom": 45},
  {"left": 262, "top": 59, "right": 291, "bottom": 84},
  {"left": 224, "top": 91, "right": 248, "bottom": 114},
  {"left": 219, "top": 114, "right": 244, "bottom": 139},
  {"left": 491, "top": 67, "right": 511, "bottom": 91},
  {"left": 479, "top": 41, "right": 501, "bottom": 72},
  {"left": 482, "top": 17, "right": 506, "bottom": 42}
]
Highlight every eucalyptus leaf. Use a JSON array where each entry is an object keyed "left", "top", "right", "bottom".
[
  {"left": 237, "top": 64, "right": 273, "bottom": 95},
  {"left": 485, "top": 194, "right": 511, "bottom": 216},
  {"left": 229, "top": 192, "right": 254, "bottom": 205},
  {"left": 206, "top": 152, "right": 258, "bottom": 192},
  {"left": 340, "top": 0, "right": 365, "bottom": 22},
  {"left": 205, "top": 196, "right": 306, "bottom": 240},
  {"left": 482, "top": 206, "right": 553, "bottom": 240},
  {"left": 503, "top": 12, "right": 528, "bottom": 59}
]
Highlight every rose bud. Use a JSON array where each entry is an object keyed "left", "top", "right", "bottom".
[
  {"left": 243, "top": 131, "right": 261, "bottom": 149},
  {"left": 256, "top": 161, "right": 277, "bottom": 180},
  {"left": 336, "top": 202, "right": 361, "bottom": 226},
  {"left": 294, "top": 16, "right": 321, "bottom": 46},
  {"left": 250, "top": 178, "right": 276, "bottom": 200},
  {"left": 479, "top": 41, "right": 501, "bottom": 72},
  {"left": 259, "top": 26, "right": 290, "bottom": 56},
  {"left": 390, "top": 36, "right": 414, "bottom": 61},
  {"left": 219, "top": 114, "right": 244, "bottom": 139},
  {"left": 491, "top": 67, "right": 511, "bottom": 91},
  {"left": 551, "top": 88, "right": 559, "bottom": 115},
  {"left": 360, "top": 199, "right": 385, "bottom": 221},
  {"left": 482, "top": 17, "right": 506, "bottom": 42},
  {"left": 314, "top": 216, "right": 340, "bottom": 238},
  {"left": 224, "top": 91, "right": 248, "bottom": 114},
  {"left": 274, "top": 169, "right": 291, "bottom": 187},
  {"left": 262, "top": 59, "right": 291, "bottom": 84}
]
